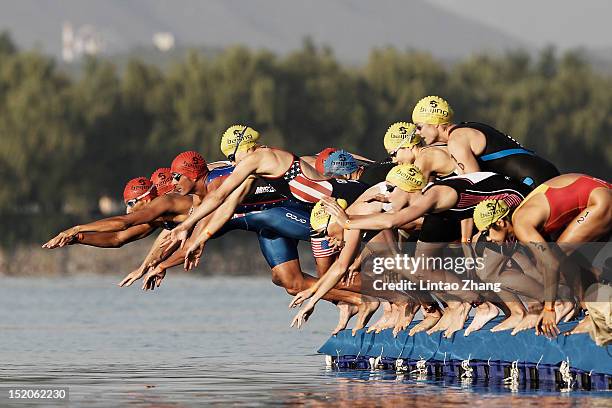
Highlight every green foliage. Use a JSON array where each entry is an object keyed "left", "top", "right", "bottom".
[
  {"left": 0, "top": 32, "right": 610, "bottom": 244},
  {"left": 0, "top": 31, "right": 17, "bottom": 56}
]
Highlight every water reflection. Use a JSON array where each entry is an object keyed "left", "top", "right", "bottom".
[{"left": 0, "top": 276, "right": 608, "bottom": 407}]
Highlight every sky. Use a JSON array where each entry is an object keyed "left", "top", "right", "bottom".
[
  {"left": 1, "top": 0, "right": 611, "bottom": 61},
  {"left": 426, "top": 0, "right": 612, "bottom": 50}
]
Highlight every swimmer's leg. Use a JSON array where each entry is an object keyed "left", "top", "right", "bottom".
[
  {"left": 271, "top": 259, "right": 363, "bottom": 304},
  {"left": 315, "top": 255, "right": 336, "bottom": 278}
]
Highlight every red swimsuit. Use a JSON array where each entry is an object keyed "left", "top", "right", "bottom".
[{"left": 541, "top": 175, "right": 611, "bottom": 234}]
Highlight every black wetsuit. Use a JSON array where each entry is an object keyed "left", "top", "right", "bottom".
[
  {"left": 450, "top": 122, "right": 559, "bottom": 188},
  {"left": 419, "top": 172, "right": 531, "bottom": 242},
  {"left": 358, "top": 158, "right": 395, "bottom": 186}
]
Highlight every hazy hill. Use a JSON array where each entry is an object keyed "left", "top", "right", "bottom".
[{"left": 0, "top": 0, "right": 526, "bottom": 61}]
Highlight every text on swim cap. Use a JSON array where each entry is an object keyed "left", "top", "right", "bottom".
[
  {"left": 481, "top": 201, "right": 507, "bottom": 218},
  {"left": 419, "top": 106, "right": 450, "bottom": 118},
  {"left": 395, "top": 167, "right": 422, "bottom": 184}
]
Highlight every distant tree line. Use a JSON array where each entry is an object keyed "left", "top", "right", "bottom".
[{"left": 1, "top": 33, "right": 610, "bottom": 245}]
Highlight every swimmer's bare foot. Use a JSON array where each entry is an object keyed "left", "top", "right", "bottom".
[
  {"left": 367, "top": 301, "right": 392, "bottom": 333},
  {"left": 409, "top": 307, "right": 441, "bottom": 336},
  {"left": 555, "top": 301, "right": 574, "bottom": 324},
  {"left": 466, "top": 301, "right": 499, "bottom": 336},
  {"left": 332, "top": 302, "right": 359, "bottom": 335},
  {"left": 353, "top": 297, "right": 380, "bottom": 336},
  {"left": 564, "top": 315, "right": 593, "bottom": 336},
  {"left": 441, "top": 302, "right": 471, "bottom": 338},
  {"left": 491, "top": 310, "right": 525, "bottom": 333},
  {"left": 511, "top": 313, "right": 540, "bottom": 336},
  {"left": 427, "top": 301, "right": 465, "bottom": 336},
  {"left": 393, "top": 303, "right": 419, "bottom": 337},
  {"left": 377, "top": 303, "right": 401, "bottom": 333}
]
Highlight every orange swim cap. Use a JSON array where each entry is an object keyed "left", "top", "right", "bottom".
[
  {"left": 171, "top": 151, "right": 208, "bottom": 181},
  {"left": 123, "top": 177, "right": 157, "bottom": 204},
  {"left": 315, "top": 147, "right": 338, "bottom": 174},
  {"left": 151, "top": 167, "right": 174, "bottom": 195}
]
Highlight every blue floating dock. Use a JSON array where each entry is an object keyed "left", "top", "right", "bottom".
[{"left": 318, "top": 317, "right": 612, "bottom": 390}]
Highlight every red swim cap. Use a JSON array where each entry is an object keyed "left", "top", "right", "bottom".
[
  {"left": 315, "top": 147, "right": 338, "bottom": 174},
  {"left": 123, "top": 177, "right": 157, "bottom": 204},
  {"left": 171, "top": 151, "right": 208, "bottom": 181},
  {"left": 151, "top": 167, "right": 174, "bottom": 195}
]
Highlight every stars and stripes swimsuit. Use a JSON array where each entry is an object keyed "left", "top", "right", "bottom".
[
  {"left": 263, "top": 153, "right": 334, "bottom": 204},
  {"left": 202, "top": 164, "right": 345, "bottom": 265},
  {"left": 262, "top": 150, "right": 370, "bottom": 205},
  {"left": 261, "top": 150, "right": 370, "bottom": 257}
]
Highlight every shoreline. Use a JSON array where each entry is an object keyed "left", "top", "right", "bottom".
[{"left": 0, "top": 232, "right": 314, "bottom": 277}]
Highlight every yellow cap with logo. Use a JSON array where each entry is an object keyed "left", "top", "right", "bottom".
[
  {"left": 473, "top": 199, "right": 510, "bottom": 231},
  {"left": 383, "top": 122, "right": 421, "bottom": 151},
  {"left": 220, "top": 125, "right": 261, "bottom": 157},
  {"left": 411, "top": 96, "right": 453, "bottom": 125},
  {"left": 310, "top": 198, "right": 348, "bottom": 232},
  {"left": 385, "top": 164, "right": 425, "bottom": 193}
]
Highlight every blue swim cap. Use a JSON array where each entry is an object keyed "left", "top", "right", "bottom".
[{"left": 323, "top": 150, "right": 359, "bottom": 176}]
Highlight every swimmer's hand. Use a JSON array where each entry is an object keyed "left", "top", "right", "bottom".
[
  {"left": 142, "top": 266, "right": 166, "bottom": 291},
  {"left": 289, "top": 288, "right": 315, "bottom": 309},
  {"left": 159, "top": 227, "right": 189, "bottom": 257},
  {"left": 342, "top": 259, "right": 360, "bottom": 286},
  {"left": 327, "top": 222, "right": 344, "bottom": 243},
  {"left": 42, "top": 227, "right": 80, "bottom": 249},
  {"left": 328, "top": 236, "right": 344, "bottom": 250},
  {"left": 366, "top": 193, "right": 390, "bottom": 203},
  {"left": 118, "top": 267, "right": 148, "bottom": 287},
  {"left": 321, "top": 197, "right": 348, "bottom": 225},
  {"left": 535, "top": 308, "right": 559, "bottom": 338},
  {"left": 184, "top": 242, "right": 205, "bottom": 271},
  {"left": 290, "top": 302, "right": 315, "bottom": 329}
]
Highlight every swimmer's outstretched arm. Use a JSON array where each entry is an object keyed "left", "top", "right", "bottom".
[
  {"left": 182, "top": 178, "right": 255, "bottom": 266},
  {"left": 170, "top": 154, "right": 262, "bottom": 239},
  {"left": 43, "top": 195, "right": 181, "bottom": 248},
  {"left": 350, "top": 183, "right": 392, "bottom": 205},
  {"left": 290, "top": 229, "right": 362, "bottom": 328},
  {"left": 119, "top": 229, "right": 172, "bottom": 287},
  {"left": 75, "top": 224, "right": 156, "bottom": 248},
  {"left": 323, "top": 192, "right": 437, "bottom": 231},
  {"left": 142, "top": 212, "right": 232, "bottom": 290},
  {"left": 349, "top": 152, "right": 373, "bottom": 163},
  {"left": 141, "top": 240, "right": 190, "bottom": 290}
]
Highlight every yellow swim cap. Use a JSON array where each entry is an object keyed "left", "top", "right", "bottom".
[
  {"left": 385, "top": 164, "right": 425, "bottom": 193},
  {"left": 383, "top": 122, "right": 421, "bottom": 151},
  {"left": 412, "top": 96, "right": 453, "bottom": 125},
  {"left": 473, "top": 199, "right": 510, "bottom": 231},
  {"left": 220, "top": 125, "right": 260, "bottom": 157},
  {"left": 310, "top": 198, "right": 348, "bottom": 232}
]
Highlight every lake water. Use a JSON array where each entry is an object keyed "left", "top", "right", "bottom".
[{"left": 0, "top": 275, "right": 609, "bottom": 407}]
